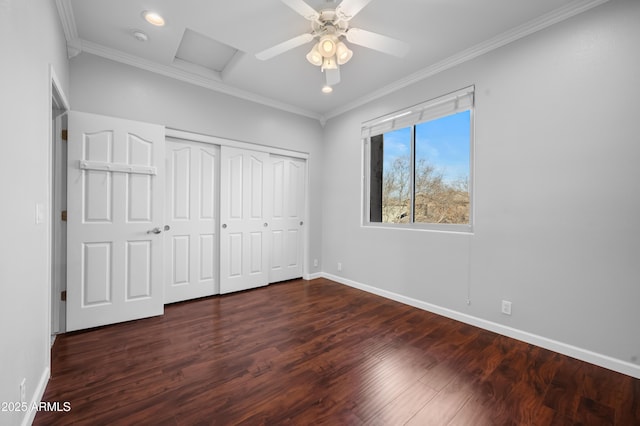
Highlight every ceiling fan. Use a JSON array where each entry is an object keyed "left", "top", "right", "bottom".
[{"left": 256, "top": 0, "right": 409, "bottom": 90}]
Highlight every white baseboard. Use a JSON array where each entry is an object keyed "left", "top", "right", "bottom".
[
  {"left": 303, "top": 272, "right": 323, "bottom": 281},
  {"left": 322, "top": 272, "right": 640, "bottom": 379},
  {"left": 21, "top": 366, "right": 50, "bottom": 426}
]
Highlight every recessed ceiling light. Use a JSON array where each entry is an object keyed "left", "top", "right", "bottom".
[
  {"left": 322, "top": 85, "right": 333, "bottom": 94},
  {"left": 142, "top": 11, "right": 165, "bottom": 27}
]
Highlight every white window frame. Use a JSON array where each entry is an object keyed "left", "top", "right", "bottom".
[{"left": 362, "top": 86, "right": 475, "bottom": 233}]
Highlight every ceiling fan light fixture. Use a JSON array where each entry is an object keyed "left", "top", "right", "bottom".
[
  {"left": 255, "top": 0, "right": 409, "bottom": 88},
  {"left": 306, "top": 43, "right": 323, "bottom": 66},
  {"left": 336, "top": 41, "right": 353, "bottom": 65},
  {"left": 319, "top": 35, "right": 337, "bottom": 58}
]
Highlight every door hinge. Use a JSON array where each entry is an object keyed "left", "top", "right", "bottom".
[
  {"left": 60, "top": 291, "right": 67, "bottom": 301},
  {"left": 61, "top": 210, "right": 67, "bottom": 222},
  {"left": 61, "top": 130, "right": 68, "bottom": 141}
]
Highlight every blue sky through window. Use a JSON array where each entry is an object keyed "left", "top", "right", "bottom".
[{"left": 383, "top": 110, "right": 470, "bottom": 184}]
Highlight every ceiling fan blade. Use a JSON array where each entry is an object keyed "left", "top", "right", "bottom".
[
  {"left": 345, "top": 28, "right": 409, "bottom": 57},
  {"left": 256, "top": 33, "right": 314, "bottom": 60},
  {"left": 325, "top": 67, "right": 341, "bottom": 86},
  {"left": 281, "top": 0, "right": 320, "bottom": 21},
  {"left": 335, "top": 0, "right": 373, "bottom": 20}
]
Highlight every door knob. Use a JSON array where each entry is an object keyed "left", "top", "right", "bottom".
[
  {"left": 147, "top": 227, "right": 162, "bottom": 234},
  {"left": 222, "top": 224, "right": 227, "bottom": 229}
]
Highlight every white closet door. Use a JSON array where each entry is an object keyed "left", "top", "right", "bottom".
[
  {"left": 66, "top": 112, "right": 165, "bottom": 331},
  {"left": 269, "top": 156, "right": 306, "bottom": 283},
  {"left": 219, "top": 147, "right": 271, "bottom": 294},
  {"left": 164, "top": 139, "right": 219, "bottom": 303}
]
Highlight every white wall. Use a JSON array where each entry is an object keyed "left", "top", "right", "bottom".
[
  {"left": 69, "top": 53, "right": 325, "bottom": 278},
  {"left": 0, "top": 0, "right": 69, "bottom": 425},
  {"left": 1, "top": 7, "right": 637, "bottom": 426},
  {"left": 321, "top": 0, "right": 640, "bottom": 377}
]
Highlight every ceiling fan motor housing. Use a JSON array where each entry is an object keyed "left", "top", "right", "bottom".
[{"left": 312, "top": 10, "right": 348, "bottom": 38}]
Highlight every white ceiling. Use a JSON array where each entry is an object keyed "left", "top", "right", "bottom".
[{"left": 56, "top": 0, "right": 606, "bottom": 121}]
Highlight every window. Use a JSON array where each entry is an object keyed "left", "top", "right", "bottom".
[{"left": 364, "top": 87, "right": 474, "bottom": 232}]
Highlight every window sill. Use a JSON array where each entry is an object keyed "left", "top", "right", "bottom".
[{"left": 362, "top": 222, "right": 474, "bottom": 235}]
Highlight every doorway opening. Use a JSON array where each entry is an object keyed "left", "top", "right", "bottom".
[{"left": 50, "top": 66, "right": 69, "bottom": 340}]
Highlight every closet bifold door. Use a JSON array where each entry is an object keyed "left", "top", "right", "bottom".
[
  {"left": 164, "top": 139, "right": 220, "bottom": 303},
  {"left": 219, "top": 146, "right": 272, "bottom": 294},
  {"left": 269, "top": 156, "right": 306, "bottom": 283}
]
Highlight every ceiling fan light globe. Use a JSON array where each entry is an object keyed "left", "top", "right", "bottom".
[
  {"left": 336, "top": 42, "right": 353, "bottom": 65},
  {"left": 319, "top": 36, "right": 337, "bottom": 58},
  {"left": 306, "top": 44, "right": 323, "bottom": 66}
]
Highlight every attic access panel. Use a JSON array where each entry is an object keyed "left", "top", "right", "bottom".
[{"left": 175, "top": 28, "right": 238, "bottom": 73}]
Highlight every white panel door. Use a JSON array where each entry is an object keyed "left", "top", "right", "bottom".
[
  {"left": 164, "top": 139, "right": 219, "bottom": 303},
  {"left": 269, "top": 156, "right": 306, "bottom": 283},
  {"left": 67, "top": 111, "right": 165, "bottom": 331},
  {"left": 219, "top": 147, "right": 271, "bottom": 294}
]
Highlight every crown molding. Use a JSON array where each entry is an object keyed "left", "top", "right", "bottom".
[
  {"left": 324, "top": 0, "right": 610, "bottom": 121},
  {"left": 54, "top": 0, "right": 322, "bottom": 121},
  {"left": 171, "top": 58, "right": 224, "bottom": 81},
  {"left": 55, "top": 0, "right": 82, "bottom": 58},
  {"left": 56, "top": 0, "right": 608, "bottom": 124},
  {"left": 55, "top": 0, "right": 77, "bottom": 41},
  {"left": 77, "top": 40, "right": 324, "bottom": 122}
]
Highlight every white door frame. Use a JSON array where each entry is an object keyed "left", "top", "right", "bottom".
[
  {"left": 166, "top": 129, "right": 309, "bottom": 161},
  {"left": 49, "top": 65, "right": 70, "bottom": 338}
]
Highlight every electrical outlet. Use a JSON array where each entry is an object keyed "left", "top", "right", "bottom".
[
  {"left": 20, "top": 378, "right": 26, "bottom": 404},
  {"left": 313, "top": 259, "right": 318, "bottom": 268},
  {"left": 501, "top": 300, "right": 512, "bottom": 316},
  {"left": 337, "top": 262, "right": 342, "bottom": 272}
]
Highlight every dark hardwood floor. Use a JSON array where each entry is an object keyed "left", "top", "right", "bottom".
[{"left": 36, "top": 278, "right": 639, "bottom": 425}]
